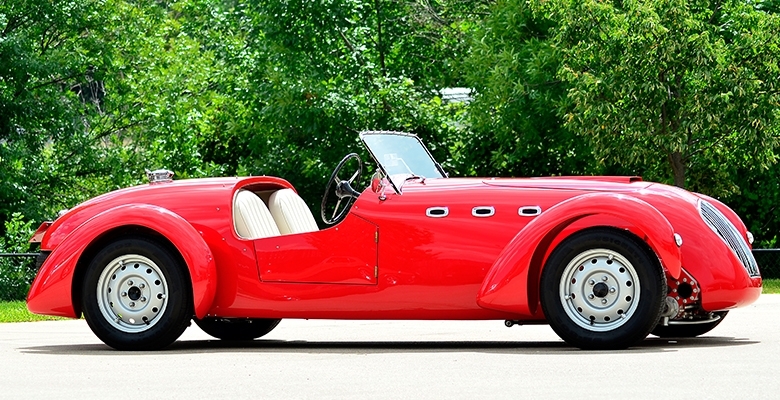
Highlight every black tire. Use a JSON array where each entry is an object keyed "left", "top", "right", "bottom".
[
  {"left": 81, "top": 237, "right": 192, "bottom": 350},
  {"left": 651, "top": 311, "right": 728, "bottom": 338},
  {"left": 540, "top": 228, "right": 666, "bottom": 350},
  {"left": 195, "top": 318, "right": 281, "bottom": 341}
]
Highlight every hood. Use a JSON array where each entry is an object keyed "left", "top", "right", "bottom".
[{"left": 482, "top": 176, "right": 652, "bottom": 192}]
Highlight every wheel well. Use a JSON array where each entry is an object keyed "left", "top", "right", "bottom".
[
  {"left": 71, "top": 225, "right": 191, "bottom": 317},
  {"left": 548, "top": 226, "right": 662, "bottom": 269},
  {"left": 529, "top": 226, "right": 663, "bottom": 313}
]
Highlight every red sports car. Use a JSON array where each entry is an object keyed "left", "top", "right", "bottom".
[{"left": 27, "top": 131, "right": 761, "bottom": 350}]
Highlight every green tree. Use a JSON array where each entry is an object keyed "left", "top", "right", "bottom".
[
  {"left": 0, "top": 213, "right": 35, "bottom": 300},
  {"left": 224, "top": 0, "right": 475, "bottom": 209},
  {"left": 0, "top": 0, "right": 246, "bottom": 234},
  {"left": 463, "top": 0, "right": 599, "bottom": 178},
  {"left": 0, "top": 0, "right": 130, "bottom": 231},
  {"left": 95, "top": 0, "right": 243, "bottom": 179},
  {"left": 555, "top": 0, "right": 780, "bottom": 194},
  {"left": 726, "top": 163, "right": 780, "bottom": 247}
]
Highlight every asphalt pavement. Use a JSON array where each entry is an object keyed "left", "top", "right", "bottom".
[{"left": 1, "top": 295, "right": 779, "bottom": 399}]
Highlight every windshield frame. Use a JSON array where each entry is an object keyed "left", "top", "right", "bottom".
[{"left": 359, "top": 131, "right": 447, "bottom": 194}]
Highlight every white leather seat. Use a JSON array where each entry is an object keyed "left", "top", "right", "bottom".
[
  {"left": 268, "top": 188, "right": 319, "bottom": 235},
  {"left": 233, "top": 190, "right": 281, "bottom": 239}
]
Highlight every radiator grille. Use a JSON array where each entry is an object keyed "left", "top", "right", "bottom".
[{"left": 699, "top": 200, "right": 760, "bottom": 277}]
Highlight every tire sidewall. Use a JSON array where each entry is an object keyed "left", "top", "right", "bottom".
[
  {"left": 82, "top": 238, "right": 191, "bottom": 350},
  {"left": 540, "top": 229, "right": 666, "bottom": 350}
]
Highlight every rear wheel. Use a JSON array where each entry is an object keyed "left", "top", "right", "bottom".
[
  {"left": 540, "top": 229, "right": 666, "bottom": 350},
  {"left": 195, "top": 318, "right": 281, "bottom": 341},
  {"left": 82, "top": 238, "right": 192, "bottom": 350},
  {"left": 651, "top": 311, "right": 728, "bottom": 338}
]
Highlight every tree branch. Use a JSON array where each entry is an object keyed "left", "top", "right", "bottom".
[
  {"left": 336, "top": 29, "right": 376, "bottom": 83},
  {"left": 684, "top": 131, "right": 730, "bottom": 160},
  {"left": 2, "top": 11, "right": 35, "bottom": 37},
  {"left": 28, "top": 71, "right": 85, "bottom": 91},
  {"left": 708, "top": 0, "right": 723, "bottom": 25},
  {"left": 375, "top": 0, "right": 386, "bottom": 78}
]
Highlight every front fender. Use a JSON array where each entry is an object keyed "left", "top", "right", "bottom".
[
  {"left": 476, "top": 193, "right": 681, "bottom": 316},
  {"left": 27, "top": 204, "right": 217, "bottom": 319}
]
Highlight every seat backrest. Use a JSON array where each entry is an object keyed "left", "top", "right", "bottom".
[
  {"left": 233, "top": 189, "right": 281, "bottom": 239},
  {"left": 268, "top": 188, "right": 319, "bottom": 235}
]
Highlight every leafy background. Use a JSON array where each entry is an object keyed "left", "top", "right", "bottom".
[{"left": 2, "top": 0, "right": 779, "bottom": 299}]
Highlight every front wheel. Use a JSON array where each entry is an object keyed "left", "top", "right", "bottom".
[
  {"left": 540, "top": 229, "right": 666, "bottom": 350},
  {"left": 82, "top": 238, "right": 192, "bottom": 350},
  {"left": 195, "top": 318, "right": 281, "bottom": 341}
]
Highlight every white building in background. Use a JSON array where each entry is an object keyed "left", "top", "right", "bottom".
[{"left": 440, "top": 87, "right": 473, "bottom": 103}]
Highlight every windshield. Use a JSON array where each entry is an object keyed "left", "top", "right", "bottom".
[{"left": 360, "top": 131, "right": 446, "bottom": 193}]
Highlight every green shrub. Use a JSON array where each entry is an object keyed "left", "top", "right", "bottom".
[{"left": 0, "top": 213, "right": 36, "bottom": 301}]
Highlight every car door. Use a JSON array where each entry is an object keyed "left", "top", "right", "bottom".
[{"left": 254, "top": 214, "right": 378, "bottom": 285}]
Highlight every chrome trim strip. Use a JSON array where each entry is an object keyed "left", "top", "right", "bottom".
[
  {"left": 667, "top": 314, "right": 723, "bottom": 325},
  {"left": 699, "top": 199, "right": 760, "bottom": 277},
  {"left": 145, "top": 168, "right": 174, "bottom": 183},
  {"left": 472, "top": 206, "right": 495, "bottom": 218},
  {"left": 426, "top": 207, "right": 449, "bottom": 218},
  {"left": 518, "top": 206, "right": 542, "bottom": 217}
]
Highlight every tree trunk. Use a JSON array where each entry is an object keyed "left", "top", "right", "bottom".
[
  {"left": 668, "top": 151, "right": 686, "bottom": 188},
  {"left": 375, "top": 0, "right": 386, "bottom": 78}
]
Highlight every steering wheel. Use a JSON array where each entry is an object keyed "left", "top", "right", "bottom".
[{"left": 321, "top": 153, "right": 362, "bottom": 225}]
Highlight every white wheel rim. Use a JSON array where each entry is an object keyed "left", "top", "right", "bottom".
[
  {"left": 559, "top": 249, "right": 640, "bottom": 332},
  {"left": 96, "top": 254, "right": 169, "bottom": 333}
]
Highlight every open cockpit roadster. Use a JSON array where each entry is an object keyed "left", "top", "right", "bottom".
[{"left": 27, "top": 131, "right": 761, "bottom": 350}]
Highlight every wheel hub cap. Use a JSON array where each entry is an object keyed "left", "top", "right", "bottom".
[
  {"left": 128, "top": 286, "right": 142, "bottom": 301},
  {"left": 592, "top": 282, "right": 609, "bottom": 298},
  {"left": 96, "top": 254, "right": 169, "bottom": 333},
  {"left": 560, "top": 249, "right": 640, "bottom": 332}
]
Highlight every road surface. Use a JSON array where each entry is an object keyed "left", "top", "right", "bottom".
[{"left": 1, "top": 295, "right": 778, "bottom": 399}]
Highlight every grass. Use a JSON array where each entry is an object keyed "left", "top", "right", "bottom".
[
  {"left": 1, "top": 279, "right": 779, "bottom": 323},
  {"left": 0, "top": 301, "right": 68, "bottom": 323},
  {"left": 762, "top": 278, "right": 780, "bottom": 294}
]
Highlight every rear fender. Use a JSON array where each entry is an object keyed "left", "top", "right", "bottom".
[
  {"left": 476, "top": 193, "right": 681, "bottom": 316},
  {"left": 27, "top": 204, "right": 217, "bottom": 319}
]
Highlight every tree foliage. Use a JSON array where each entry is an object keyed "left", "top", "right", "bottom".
[
  {"left": 464, "top": 0, "right": 780, "bottom": 244},
  {"left": 0, "top": 0, "right": 122, "bottom": 229},
  {"left": 223, "top": 0, "right": 475, "bottom": 207},
  {"left": 0, "top": 213, "right": 35, "bottom": 301},
  {"left": 555, "top": 0, "right": 780, "bottom": 194},
  {"left": 1, "top": 0, "right": 780, "bottom": 275},
  {"left": 464, "top": 0, "right": 599, "bottom": 178}
]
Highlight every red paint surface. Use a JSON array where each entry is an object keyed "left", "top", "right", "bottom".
[{"left": 27, "top": 175, "right": 761, "bottom": 322}]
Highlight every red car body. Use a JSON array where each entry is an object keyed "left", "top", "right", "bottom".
[{"left": 26, "top": 132, "right": 761, "bottom": 350}]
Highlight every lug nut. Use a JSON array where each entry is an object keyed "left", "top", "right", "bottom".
[
  {"left": 602, "top": 276, "right": 608, "bottom": 281},
  {"left": 589, "top": 280, "right": 595, "bottom": 286},
  {"left": 602, "top": 299, "right": 608, "bottom": 304},
  {"left": 139, "top": 283, "right": 145, "bottom": 289},
  {"left": 128, "top": 280, "right": 134, "bottom": 286},
  {"left": 129, "top": 302, "right": 135, "bottom": 307},
  {"left": 140, "top": 297, "right": 147, "bottom": 303},
  {"left": 121, "top": 292, "right": 127, "bottom": 297}
]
